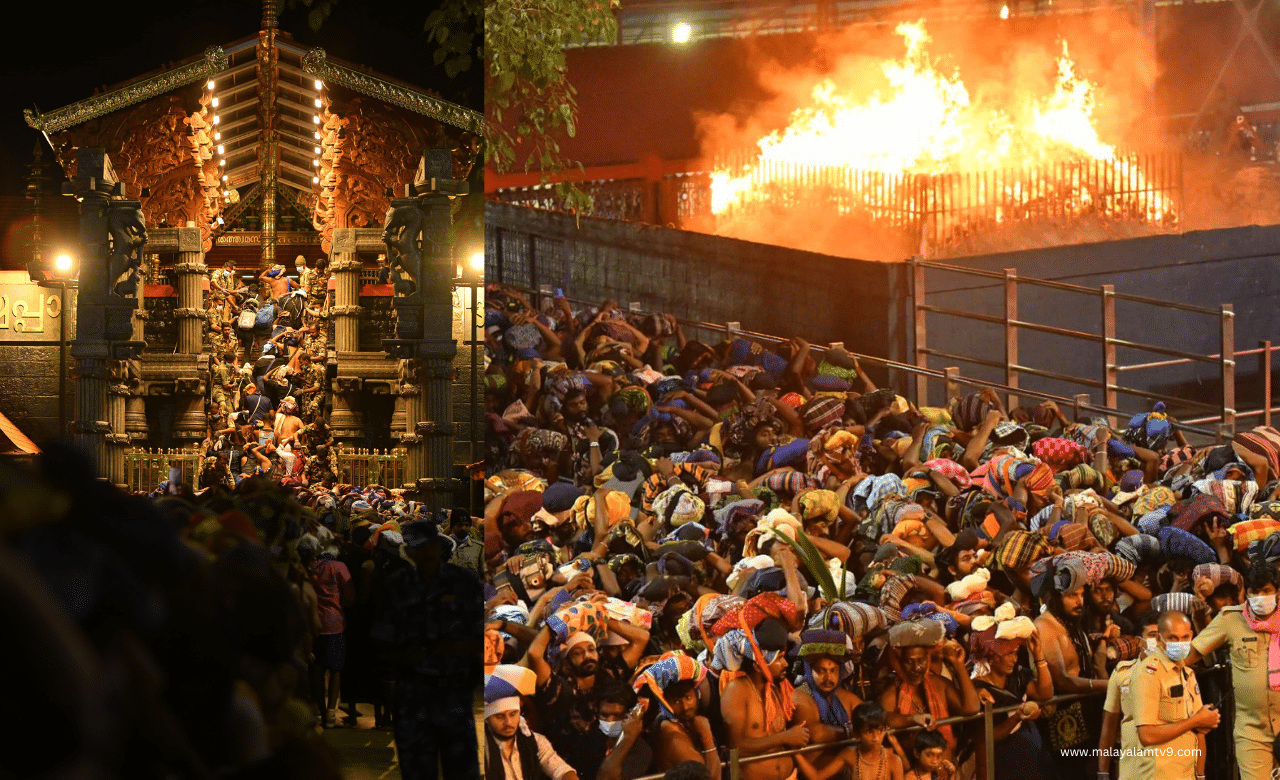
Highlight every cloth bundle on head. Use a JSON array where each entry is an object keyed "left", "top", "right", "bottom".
[
  {"left": 945, "top": 567, "right": 991, "bottom": 602},
  {"left": 1125, "top": 402, "right": 1173, "bottom": 450},
  {"left": 807, "top": 429, "right": 862, "bottom": 483},
  {"left": 570, "top": 490, "right": 632, "bottom": 535},
  {"left": 546, "top": 596, "right": 610, "bottom": 648},
  {"left": 888, "top": 617, "right": 946, "bottom": 647},
  {"left": 652, "top": 483, "right": 706, "bottom": 529},
  {"left": 1250, "top": 500, "right": 1280, "bottom": 521},
  {"left": 713, "top": 498, "right": 765, "bottom": 533},
  {"left": 1233, "top": 519, "right": 1280, "bottom": 553},
  {"left": 755, "top": 438, "right": 812, "bottom": 476},
  {"left": 1058, "top": 464, "right": 1109, "bottom": 493},
  {"left": 484, "top": 471, "right": 546, "bottom": 502},
  {"left": 1150, "top": 592, "right": 1211, "bottom": 626},
  {"left": 1132, "top": 487, "right": 1178, "bottom": 518},
  {"left": 878, "top": 574, "right": 919, "bottom": 621},
  {"left": 1248, "top": 533, "right": 1280, "bottom": 567},
  {"left": 1192, "top": 562, "right": 1243, "bottom": 596},
  {"left": 1160, "top": 446, "right": 1195, "bottom": 476},
  {"left": 485, "top": 664, "right": 538, "bottom": 718},
  {"left": 797, "top": 490, "right": 840, "bottom": 524},
  {"left": 990, "top": 530, "right": 1053, "bottom": 572},
  {"left": 1030, "top": 555, "right": 1089, "bottom": 597},
  {"left": 742, "top": 509, "right": 804, "bottom": 558},
  {"left": 901, "top": 603, "right": 959, "bottom": 638},
  {"left": 727, "top": 555, "right": 776, "bottom": 590},
  {"left": 1171, "top": 493, "right": 1234, "bottom": 533},
  {"left": 951, "top": 392, "right": 996, "bottom": 431},
  {"left": 797, "top": 628, "right": 856, "bottom": 728},
  {"left": 632, "top": 652, "right": 707, "bottom": 721},
  {"left": 982, "top": 454, "right": 1053, "bottom": 503},
  {"left": 821, "top": 601, "right": 889, "bottom": 638},
  {"left": 1113, "top": 533, "right": 1161, "bottom": 565},
  {"left": 851, "top": 474, "right": 907, "bottom": 513},
  {"left": 1046, "top": 520, "right": 1104, "bottom": 553},
  {"left": 925, "top": 458, "right": 972, "bottom": 489},
  {"left": 679, "top": 593, "right": 745, "bottom": 655},
  {"left": 802, "top": 395, "right": 846, "bottom": 436},
  {"left": 1194, "top": 479, "right": 1260, "bottom": 518},
  {"left": 969, "top": 602, "right": 1036, "bottom": 676},
  {"left": 1136, "top": 504, "right": 1174, "bottom": 536},
  {"left": 1157, "top": 526, "right": 1217, "bottom": 565}
]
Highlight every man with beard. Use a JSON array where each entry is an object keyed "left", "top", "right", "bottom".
[
  {"left": 791, "top": 629, "right": 863, "bottom": 745},
  {"left": 1034, "top": 558, "right": 1110, "bottom": 779},
  {"left": 526, "top": 613, "right": 652, "bottom": 765},
  {"left": 1084, "top": 578, "right": 1136, "bottom": 639},
  {"left": 879, "top": 618, "right": 980, "bottom": 762},
  {"left": 635, "top": 654, "right": 719, "bottom": 778},
  {"left": 485, "top": 664, "right": 579, "bottom": 780}
]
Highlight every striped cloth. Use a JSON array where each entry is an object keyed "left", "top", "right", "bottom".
[{"left": 1229, "top": 518, "right": 1280, "bottom": 552}]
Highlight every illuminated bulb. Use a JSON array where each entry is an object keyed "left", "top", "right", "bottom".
[
  {"left": 672, "top": 22, "right": 691, "bottom": 43},
  {"left": 314, "top": 98, "right": 322, "bottom": 108},
  {"left": 314, "top": 146, "right": 321, "bottom": 154},
  {"left": 1000, "top": 4, "right": 1009, "bottom": 17},
  {"left": 219, "top": 158, "right": 226, "bottom": 166},
  {"left": 313, "top": 115, "right": 321, "bottom": 124},
  {"left": 314, "top": 131, "right": 322, "bottom": 139},
  {"left": 313, "top": 159, "right": 320, "bottom": 166},
  {"left": 211, "top": 97, "right": 219, "bottom": 107},
  {"left": 313, "top": 176, "right": 320, "bottom": 183},
  {"left": 314, "top": 79, "right": 323, "bottom": 89},
  {"left": 54, "top": 254, "right": 73, "bottom": 272},
  {"left": 222, "top": 174, "right": 228, "bottom": 181},
  {"left": 469, "top": 252, "right": 484, "bottom": 272},
  {"left": 207, "top": 80, "right": 215, "bottom": 89},
  {"left": 214, "top": 132, "right": 221, "bottom": 140},
  {"left": 216, "top": 145, "right": 224, "bottom": 154},
  {"left": 212, "top": 115, "right": 220, "bottom": 124}
]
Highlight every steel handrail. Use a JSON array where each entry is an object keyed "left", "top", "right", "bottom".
[{"left": 489, "top": 283, "right": 1230, "bottom": 441}]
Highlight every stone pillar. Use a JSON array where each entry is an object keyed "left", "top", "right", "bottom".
[
  {"left": 174, "top": 227, "right": 206, "bottom": 354},
  {"left": 66, "top": 148, "right": 145, "bottom": 480},
  {"left": 173, "top": 379, "right": 208, "bottom": 444},
  {"left": 330, "top": 229, "right": 362, "bottom": 353},
  {"left": 382, "top": 149, "right": 464, "bottom": 511},
  {"left": 328, "top": 376, "right": 363, "bottom": 443}
]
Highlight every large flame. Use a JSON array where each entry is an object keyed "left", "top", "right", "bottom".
[{"left": 710, "top": 22, "right": 1172, "bottom": 227}]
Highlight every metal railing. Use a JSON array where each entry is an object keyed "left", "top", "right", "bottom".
[
  {"left": 624, "top": 661, "right": 1234, "bottom": 780},
  {"left": 909, "top": 256, "right": 1244, "bottom": 435},
  {"left": 124, "top": 448, "right": 203, "bottom": 493},
  {"left": 334, "top": 445, "right": 407, "bottom": 488},
  {"left": 503, "top": 284, "right": 1234, "bottom": 443}
]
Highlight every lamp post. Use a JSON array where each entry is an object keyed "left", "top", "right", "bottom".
[{"left": 455, "top": 250, "right": 483, "bottom": 516}]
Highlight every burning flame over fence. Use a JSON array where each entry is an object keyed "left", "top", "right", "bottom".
[{"left": 708, "top": 22, "right": 1179, "bottom": 248}]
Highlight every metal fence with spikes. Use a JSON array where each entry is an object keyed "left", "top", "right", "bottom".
[
  {"left": 334, "top": 445, "right": 407, "bottom": 488},
  {"left": 124, "top": 448, "right": 203, "bottom": 493}
]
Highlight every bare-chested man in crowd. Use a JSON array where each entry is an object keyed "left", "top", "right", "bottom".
[{"left": 720, "top": 617, "right": 810, "bottom": 780}]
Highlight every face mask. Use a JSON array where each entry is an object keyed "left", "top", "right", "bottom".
[
  {"left": 599, "top": 719, "right": 624, "bottom": 738},
  {"left": 1249, "top": 595, "right": 1277, "bottom": 617},
  {"left": 1164, "top": 641, "right": 1192, "bottom": 663},
  {"left": 1145, "top": 637, "right": 1159, "bottom": 655}
]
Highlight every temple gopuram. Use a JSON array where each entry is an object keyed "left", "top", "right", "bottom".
[{"left": 18, "top": 2, "right": 483, "bottom": 508}]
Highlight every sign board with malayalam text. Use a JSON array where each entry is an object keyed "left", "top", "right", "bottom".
[{"left": 0, "top": 271, "right": 72, "bottom": 343}]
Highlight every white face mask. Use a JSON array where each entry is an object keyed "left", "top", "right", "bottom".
[
  {"left": 599, "top": 719, "right": 624, "bottom": 738},
  {"left": 1145, "top": 637, "right": 1159, "bottom": 655},
  {"left": 1164, "top": 641, "right": 1192, "bottom": 663},
  {"left": 1249, "top": 594, "right": 1277, "bottom": 617}
]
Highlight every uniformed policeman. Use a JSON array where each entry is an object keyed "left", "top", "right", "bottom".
[
  {"left": 1098, "top": 612, "right": 1161, "bottom": 780},
  {"left": 1186, "top": 563, "right": 1280, "bottom": 780},
  {"left": 1130, "top": 611, "right": 1219, "bottom": 780}
]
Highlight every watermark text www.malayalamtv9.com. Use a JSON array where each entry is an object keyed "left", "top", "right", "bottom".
[{"left": 1063, "top": 747, "right": 1204, "bottom": 758}]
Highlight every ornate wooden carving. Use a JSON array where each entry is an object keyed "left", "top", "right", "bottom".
[{"left": 48, "top": 93, "right": 224, "bottom": 250}]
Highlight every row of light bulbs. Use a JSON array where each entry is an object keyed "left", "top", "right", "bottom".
[{"left": 206, "top": 76, "right": 326, "bottom": 199}]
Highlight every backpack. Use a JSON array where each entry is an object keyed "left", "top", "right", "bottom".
[
  {"left": 283, "top": 291, "right": 306, "bottom": 322},
  {"left": 254, "top": 302, "right": 276, "bottom": 331},
  {"left": 237, "top": 299, "right": 260, "bottom": 331}
]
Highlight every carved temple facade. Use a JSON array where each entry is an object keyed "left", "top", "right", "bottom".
[{"left": 21, "top": 6, "right": 482, "bottom": 507}]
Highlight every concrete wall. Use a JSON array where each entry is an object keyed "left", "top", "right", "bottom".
[{"left": 485, "top": 203, "right": 912, "bottom": 387}]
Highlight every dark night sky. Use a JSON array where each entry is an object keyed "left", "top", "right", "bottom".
[{"left": 0, "top": 0, "right": 481, "bottom": 199}]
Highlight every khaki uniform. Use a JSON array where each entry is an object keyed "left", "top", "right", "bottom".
[
  {"left": 211, "top": 330, "right": 239, "bottom": 363},
  {"left": 210, "top": 362, "right": 235, "bottom": 411},
  {"left": 1129, "top": 648, "right": 1203, "bottom": 780},
  {"left": 1103, "top": 658, "right": 1142, "bottom": 779},
  {"left": 296, "top": 363, "right": 326, "bottom": 419},
  {"left": 209, "top": 267, "right": 237, "bottom": 324},
  {"left": 1192, "top": 604, "right": 1280, "bottom": 780}
]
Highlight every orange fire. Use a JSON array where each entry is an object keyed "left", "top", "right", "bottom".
[{"left": 710, "top": 22, "right": 1173, "bottom": 228}]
